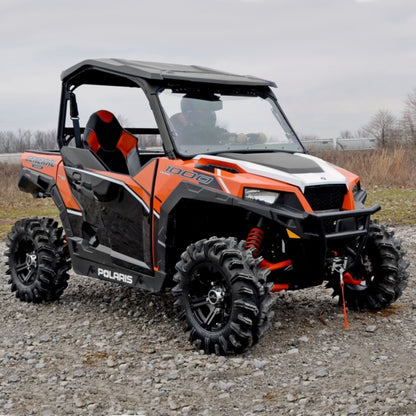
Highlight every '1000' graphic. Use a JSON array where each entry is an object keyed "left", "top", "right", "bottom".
[{"left": 163, "top": 166, "right": 214, "bottom": 185}]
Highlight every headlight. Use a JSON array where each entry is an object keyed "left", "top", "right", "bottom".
[
  {"left": 243, "top": 187, "right": 304, "bottom": 211},
  {"left": 244, "top": 188, "right": 280, "bottom": 205}
]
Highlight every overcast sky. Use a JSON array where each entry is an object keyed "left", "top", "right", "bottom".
[{"left": 1, "top": 0, "right": 415, "bottom": 138}]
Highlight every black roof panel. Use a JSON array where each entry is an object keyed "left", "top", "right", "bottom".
[{"left": 61, "top": 58, "right": 276, "bottom": 88}]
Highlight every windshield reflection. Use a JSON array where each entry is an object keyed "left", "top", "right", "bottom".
[{"left": 159, "top": 90, "right": 304, "bottom": 156}]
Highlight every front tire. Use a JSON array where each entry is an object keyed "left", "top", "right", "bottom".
[
  {"left": 5, "top": 217, "right": 71, "bottom": 302},
  {"left": 172, "top": 237, "right": 274, "bottom": 355},
  {"left": 328, "top": 222, "right": 409, "bottom": 310}
]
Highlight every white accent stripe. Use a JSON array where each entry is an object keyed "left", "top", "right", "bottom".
[{"left": 67, "top": 209, "right": 82, "bottom": 216}]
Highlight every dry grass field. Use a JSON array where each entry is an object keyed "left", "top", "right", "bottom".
[
  {"left": 1, "top": 147, "right": 416, "bottom": 238},
  {"left": 312, "top": 147, "right": 416, "bottom": 225},
  {"left": 312, "top": 147, "right": 416, "bottom": 188}
]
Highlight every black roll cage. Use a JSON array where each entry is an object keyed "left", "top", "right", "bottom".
[{"left": 57, "top": 60, "right": 305, "bottom": 159}]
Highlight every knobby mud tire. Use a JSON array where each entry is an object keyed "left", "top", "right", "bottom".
[
  {"left": 5, "top": 217, "right": 71, "bottom": 302},
  {"left": 328, "top": 222, "right": 409, "bottom": 310},
  {"left": 172, "top": 236, "right": 274, "bottom": 355}
]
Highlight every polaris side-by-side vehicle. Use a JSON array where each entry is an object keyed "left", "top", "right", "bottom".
[{"left": 5, "top": 59, "right": 409, "bottom": 354}]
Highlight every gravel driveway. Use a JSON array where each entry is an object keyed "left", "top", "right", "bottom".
[{"left": 1, "top": 225, "right": 415, "bottom": 416}]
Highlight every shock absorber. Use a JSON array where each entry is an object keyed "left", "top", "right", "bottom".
[
  {"left": 245, "top": 219, "right": 293, "bottom": 292},
  {"left": 245, "top": 226, "right": 264, "bottom": 257}
]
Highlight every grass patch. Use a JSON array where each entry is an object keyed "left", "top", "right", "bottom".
[
  {"left": 0, "top": 194, "right": 58, "bottom": 239},
  {"left": 367, "top": 187, "right": 416, "bottom": 225}
]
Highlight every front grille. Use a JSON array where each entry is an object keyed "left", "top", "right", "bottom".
[{"left": 304, "top": 184, "right": 347, "bottom": 211}]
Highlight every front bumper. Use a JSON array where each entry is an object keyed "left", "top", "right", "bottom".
[
  {"left": 269, "top": 204, "right": 381, "bottom": 288},
  {"left": 277, "top": 204, "right": 381, "bottom": 242}
]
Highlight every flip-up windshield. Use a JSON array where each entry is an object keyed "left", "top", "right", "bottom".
[{"left": 159, "top": 89, "right": 304, "bottom": 156}]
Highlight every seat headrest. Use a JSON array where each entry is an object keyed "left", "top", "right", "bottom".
[{"left": 84, "top": 110, "right": 123, "bottom": 152}]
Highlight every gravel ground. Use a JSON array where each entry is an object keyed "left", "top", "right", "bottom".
[{"left": 1, "top": 225, "right": 415, "bottom": 416}]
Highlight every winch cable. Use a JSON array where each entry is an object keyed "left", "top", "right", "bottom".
[{"left": 340, "top": 273, "right": 349, "bottom": 330}]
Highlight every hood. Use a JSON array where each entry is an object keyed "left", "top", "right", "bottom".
[{"left": 195, "top": 152, "right": 348, "bottom": 192}]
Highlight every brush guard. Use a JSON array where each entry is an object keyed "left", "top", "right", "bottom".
[{"left": 245, "top": 204, "right": 381, "bottom": 294}]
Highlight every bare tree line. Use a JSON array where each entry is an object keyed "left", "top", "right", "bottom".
[
  {"left": 358, "top": 87, "right": 416, "bottom": 148},
  {"left": 0, "top": 130, "right": 57, "bottom": 153}
]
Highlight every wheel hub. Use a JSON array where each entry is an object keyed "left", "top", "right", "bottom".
[
  {"left": 207, "top": 285, "right": 226, "bottom": 305},
  {"left": 26, "top": 253, "right": 37, "bottom": 269}
]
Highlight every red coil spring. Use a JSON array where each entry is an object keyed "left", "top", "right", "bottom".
[{"left": 245, "top": 227, "right": 264, "bottom": 257}]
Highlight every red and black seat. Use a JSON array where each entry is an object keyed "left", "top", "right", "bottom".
[{"left": 83, "top": 110, "right": 141, "bottom": 175}]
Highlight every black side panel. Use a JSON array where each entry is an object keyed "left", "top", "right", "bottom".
[
  {"left": 68, "top": 238, "right": 165, "bottom": 293},
  {"left": 18, "top": 167, "right": 55, "bottom": 196},
  {"left": 61, "top": 146, "right": 108, "bottom": 171},
  {"left": 65, "top": 167, "right": 152, "bottom": 270}
]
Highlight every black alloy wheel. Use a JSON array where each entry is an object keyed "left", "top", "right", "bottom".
[
  {"left": 5, "top": 217, "right": 71, "bottom": 302},
  {"left": 173, "top": 236, "right": 274, "bottom": 355}
]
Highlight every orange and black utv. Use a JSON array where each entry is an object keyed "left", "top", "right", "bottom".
[{"left": 5, "top": 59, "right": 408, "bottom": 354}]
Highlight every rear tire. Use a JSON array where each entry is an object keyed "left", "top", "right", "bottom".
[
  {"left": 5, "top": 217, "right": 71, "bottom": 302},
  {"left": 172, "top": 236, "right": 274, "bottom": 355},
  {"left": 328, "top": 222, "right": 409, "bottom": 310}
]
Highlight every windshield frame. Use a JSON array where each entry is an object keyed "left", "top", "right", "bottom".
[{"left": 156, "top": 86, "right": 305, "bottom": 159}]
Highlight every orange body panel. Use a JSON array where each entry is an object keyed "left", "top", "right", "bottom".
[
  {"left": 153, "top": 157, "right": 315, "bottom": 213},
  {"left": 21, "top": 152, "right": 81, "bottom": 210},
  {"left": 21, "top": 152, "right": 62, "bottom": 177}
]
